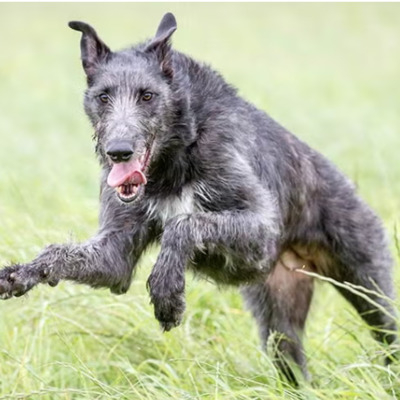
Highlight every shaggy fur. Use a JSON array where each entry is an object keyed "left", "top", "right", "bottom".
[{"left": 0, "top": 13, "right": 397, "bottom": 383}]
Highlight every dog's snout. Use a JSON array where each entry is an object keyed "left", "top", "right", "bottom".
[{"left": 106, "top": 141, "right": 134, "bottom": 163}]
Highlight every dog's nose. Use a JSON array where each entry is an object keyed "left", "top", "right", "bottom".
[{"left": 106, "top": 141, "right": 134, "bottom": 163}]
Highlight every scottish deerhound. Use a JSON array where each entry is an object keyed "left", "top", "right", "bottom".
[{"left": 0, "top": 13, "right": 397, "bottom": 383}]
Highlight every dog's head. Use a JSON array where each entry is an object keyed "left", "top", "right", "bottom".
[{"left": 69, "top": 13, "right": 181, "bottom": 203}]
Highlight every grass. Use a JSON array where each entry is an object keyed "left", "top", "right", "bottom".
[{"left": 0, "top": 3, "right": 399, "bottom": 399}]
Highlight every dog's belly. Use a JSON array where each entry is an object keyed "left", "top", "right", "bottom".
[
  {"left": 190, "top": 249, "right": 267, "bottom": 285},
  {"left": 190, "top": 246, "right": 330, "bottom": 286}
]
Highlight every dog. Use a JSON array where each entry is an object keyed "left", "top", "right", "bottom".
[{"left": 0, "top": 13, "right": 397, "bottom": 383}]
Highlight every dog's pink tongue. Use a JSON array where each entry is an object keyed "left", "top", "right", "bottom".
[{"left": 107, "top": 159, "right": 147, "bottom": 188}]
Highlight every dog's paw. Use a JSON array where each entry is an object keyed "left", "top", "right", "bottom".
[
  {"left": 152, "top": 291, "right": 186, "bottom": 332},
  {"left": 0, "top": 264, "right": 43, "bottom": 299},
  {"left": 147, "top": 274, "right": 186, "bottom": 331}
]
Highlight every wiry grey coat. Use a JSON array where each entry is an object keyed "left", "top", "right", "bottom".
[{"left": 0, "top": 13, "right": 397, "bottom": 383}]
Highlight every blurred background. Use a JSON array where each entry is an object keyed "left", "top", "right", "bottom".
[{"left": 0, "top": 3, "right": 399, "bottom": 399}]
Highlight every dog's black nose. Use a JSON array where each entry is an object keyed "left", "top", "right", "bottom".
[{"left": 106, "top": 141, "right": 134, "bottom": 163}]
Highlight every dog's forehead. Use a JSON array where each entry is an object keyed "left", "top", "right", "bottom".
[{"left": 98, "top": 51, "right": 165, "bottom": 89}]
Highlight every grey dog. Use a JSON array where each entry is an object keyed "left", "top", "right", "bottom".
[{"left": 0, "top": 13, "right": 397, "bottom": 383}]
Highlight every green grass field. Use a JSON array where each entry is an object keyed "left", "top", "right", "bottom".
[{"left": 0, "top": 3, "right": 399, "bottom": 399}]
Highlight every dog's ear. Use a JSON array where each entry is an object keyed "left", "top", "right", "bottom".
[
  {"left": 145, "top": 13, "right": 177, "bottom": 80},
  {"left": 68, "top": 21, "right": 111, "bottom": 80}
]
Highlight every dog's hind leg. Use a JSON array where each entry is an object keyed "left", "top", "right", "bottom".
[
  {"left": 325, "top": 247, "right": 397, "bottom": 362},
  {"left": 316, "top": 197, "right": 398, "bottom": 363},
  {"left": 333, "top": 266, "right": 398, "bottom": 363},
  {"left": 241, "top": 250, "right": 314, "bottom": 384}
]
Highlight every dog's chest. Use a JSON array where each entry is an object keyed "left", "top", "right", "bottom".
[{"left": 147, "top": 186, "right": 198, "bottom": 225}]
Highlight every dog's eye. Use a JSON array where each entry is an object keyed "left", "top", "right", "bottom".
[
  {"left": 142, "top": 92, "right": 153, "bottom": 102},
  {"left": 99, "top": 93, "right": 109, "bottom": 104}
]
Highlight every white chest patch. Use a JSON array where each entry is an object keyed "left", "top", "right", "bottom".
[{"left": 147, "top": 185, "right": 197, "bottom": 225}]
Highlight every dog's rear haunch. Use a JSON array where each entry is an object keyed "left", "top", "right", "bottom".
[{"left": 0, "top": 13, "right": 397, "bottom": 384}]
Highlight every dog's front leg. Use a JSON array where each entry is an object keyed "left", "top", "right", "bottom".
[
  {"left": 0, "top": 178, "right": 153, "bottom": 299},
  {"left": 0, "top": 224, "right": 150, "bottom": 300},
  {"left": 148, "top": 210, "right": 280, "bottom": 331}
]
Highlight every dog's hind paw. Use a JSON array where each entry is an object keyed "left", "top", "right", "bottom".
[{"left": 0, "top": 264, "right": 41, "bottom": 299}]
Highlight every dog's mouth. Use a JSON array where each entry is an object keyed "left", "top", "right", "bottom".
[{"left": 107, "top": 145, "right": 152, "bottom": 203}]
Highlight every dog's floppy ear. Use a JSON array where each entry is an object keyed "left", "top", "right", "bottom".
[
  {"left": 145, "top": 13, "right": 177, "bottom": 80},
  {"left": 68, "top": 21, "right": 111, "bottom": 80}
]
